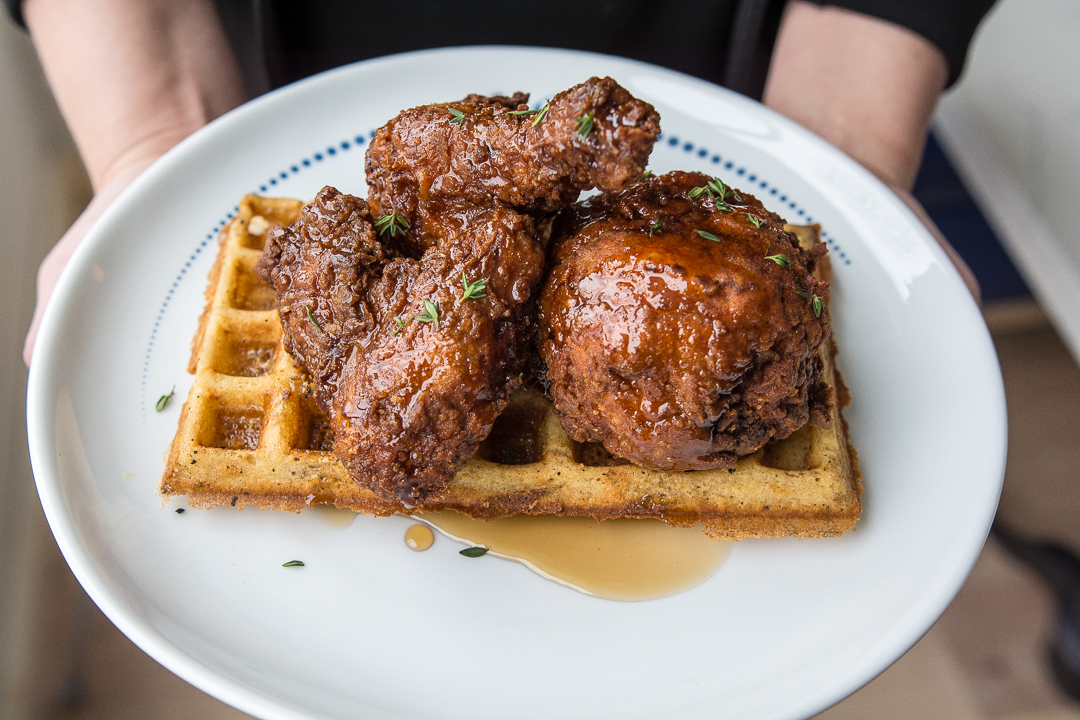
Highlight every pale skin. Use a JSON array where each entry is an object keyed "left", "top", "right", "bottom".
[
  {"left": 765, "top": 2, "right": 979, "bottom": 300},
  {"left": 21, "top": 0, "right": 245, "bottom": 365},
  {"left": 20, "top": 0, "right": 978, "bottom": 365}
]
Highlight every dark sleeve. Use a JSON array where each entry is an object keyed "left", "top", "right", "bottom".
[
  {"left": 808, "top": 0, "right": 997, "bottom": 86},
  {"left": 2, "top": 0, "right": 24, "bottom": 27}
]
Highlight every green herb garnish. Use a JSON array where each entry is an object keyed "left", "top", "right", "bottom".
[
  {"left": 415, "top": 299, "right": 440, "bottom": 328},
  {"left": 374, "top": 209, "right": 410, "bottom": 238},
  {"left": 765, "top": 254, "right": 790, "bottom": 268},
  {"left": 575, "top": 111, "right": 595, "bottom": 139},
  {"left": 460, "top": 272, "right": 489, "bottom": 302},
  {"left": 695, "top": 230, "right": 721, "bottom": 242},
  {"left": 305, "top": 304, "right": 325, "bottom": 333},
  {"left": 797, "top": 291, "right": 824, "bottom": 317},
  {"left": 448, "top": 107, "right": 466, "bottom": 126},
  {"left": 392, "top": 316, "right": 411, "bottom": 335},
  {"left": 155, "top": 385, "right": 175, "bottom": 412},
  {"left": 459, "top": 547, "right": 488, "bottom": 558},
  {"left": 688, "top": 176, "right": 736, "bottom": 211},
  {"left": 648, "top": 220, "right": 662, "bottom": 237},
  {"left": 510, "top": 102, "right": 550, "bottom": 127},
  {"left": 748, "top": 214, "right": 764, "bottom": 228},
  {"left": 641, "top": 169, "right": 654, "bottom": 180},
  {"left": 282, "top": 560, "right": 305, "bottom": 567}
]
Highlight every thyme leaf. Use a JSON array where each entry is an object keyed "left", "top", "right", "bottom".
[
  {"left": 765, "top": 254, "right": 790, "bottom": 268},
  {"left": 695, "top": 230, "right": 721, "bottom": 242},
  {"left": 155, "top": 385, "right": 175, "bottom": 412},
  {"left": 415, "top": 299, "right": 440, "bottom": 328},
  {"left": 305, "top": 304, "right": 325, "bottom": 333},
  {"left": 392, "top": 316, "right": 411, "bottom": 335},
  {"left": 282, "top": 560, "right": 305, "bottom": 567},
  {"left": 797, "top": 291, "right": 824, "bottom": 317},
  {"left": 689, "top": 176, "right": 736, "bottom": 211},
  {"left": 748, "top": 214, "right": 764, "bottom": 228},
  {"left": 575, "top": 111, "right": 595, "bottom": 139},
  {"left": 511, "top": 102, "right": 550, "bottom": 127},
  {"left": 448, "top": 107, "right": 466, "bottom": 126},
  {"left": 531, "top": 102, "right": 550, "bottom": 126},
  {"left": 460, "top": 272, "right": 489, "bottom": 302},
  {"left": 708, "top": 176, "right": 730, "bottom": 198},
  {"left": 374, "top": 209, "right": 410, "bottom": 238},
  {"left": 459, "top": 547, "right": 488, "bottom": 558},
  {"left": 648, "top": 220, "right": 662, "bottom": 237},
  {"left": 641, "top": 169, "right": 654, "bottom": 180}
]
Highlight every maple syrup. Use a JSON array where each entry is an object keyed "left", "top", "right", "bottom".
[
  {"left": 310, "top": 504, "right": 357, "bottom": 528},
  {"left": 420, "top": 511, "right": 729, "bottom": 601},
  {"left": 404, "top": 524, "right": 435, "bottom": 551}
]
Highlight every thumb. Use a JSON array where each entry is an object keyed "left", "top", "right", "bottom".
[{"left": 24, "top": 168, "right": 143, "bottom": 367}]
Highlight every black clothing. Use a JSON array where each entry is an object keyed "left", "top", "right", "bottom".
[
  {"left": 3, "top": 0, "right": 996, "bottom": 94},
  {"left": 258, "top": 1, "right": 780, "bottom": 98}
]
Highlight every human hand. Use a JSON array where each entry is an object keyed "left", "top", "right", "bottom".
[
  {"left": 763, "top": 1, "right": 980, "bottom": 303},
  {"left": 20, "top": 0, "right": 246, "bottom": 366},
  {"left": 22, "top": 164, "right": 149, "bottom": 366},
  {"left": 890, "top": 186, "right": 982, "bottom": 305}
]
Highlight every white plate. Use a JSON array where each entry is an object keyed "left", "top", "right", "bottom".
[{"left": 27, "top": 47, "right": 1006, "bottom": 720}]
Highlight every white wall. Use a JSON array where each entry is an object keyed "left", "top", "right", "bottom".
[{"left": 936, "top": 0, "right": 1080, "bottom": 364}]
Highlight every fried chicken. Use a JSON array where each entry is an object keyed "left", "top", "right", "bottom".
[
  {"left": 257, "top": 78, "right": 660, "bottom": 504},
  {"left": 256, "top": 187, "right": 544, "bottom": 504},
  {"left": 538, "top": 171, "right": 833, "bottom": 471},
  {"left": 365, "top": 76, "right": 660, "bottom": 256}
]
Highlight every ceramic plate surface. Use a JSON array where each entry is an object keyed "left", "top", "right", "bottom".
[{"left": 27, "top": 47, "right": 1006, "bottom": 720}]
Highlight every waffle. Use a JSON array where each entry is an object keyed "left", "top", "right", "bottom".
[{"left": 160, "top": 195, "right": 862, "bottom": 540}]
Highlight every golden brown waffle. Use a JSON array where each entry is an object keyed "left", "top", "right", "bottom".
[{"left": 161, "top": 196, "right": 861, "bottom": 540}]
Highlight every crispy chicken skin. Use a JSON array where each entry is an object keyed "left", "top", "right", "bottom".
[
  {"left": 257, "top": 79, "right": 660, "bottom": 504},
  {"left": 256, "top": 187, "right": 544, "bottom": 504},
  {"left": 365, "top": 76, "right": 661, "bottom": 256},
  {"left": 538, "top": 171, "right": 833, "bottom": 471}
]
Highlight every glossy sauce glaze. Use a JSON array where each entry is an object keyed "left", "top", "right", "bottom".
[
  {"left": 259, "top": 77, "right": 661, "bottom": 508},
  {"left": 538, "top": 171, "right": 832, "bottom": 471}
]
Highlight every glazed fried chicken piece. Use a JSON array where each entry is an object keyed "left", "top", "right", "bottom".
[
  {"left": 365, "top": 76, "right": 661, "bottom": 255},
  {"left": 256, "top": 186, "right": 544, "bottom": 504},
  {"left": 538, "top": 171, "right": 833, "bottom": 471}
]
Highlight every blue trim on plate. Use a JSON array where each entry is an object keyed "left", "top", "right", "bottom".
[
  {"left": 139, "top": 132, "right": 371, "bottom": 418},
  {"left": 663, "top": 134, "right": 851, "bottom": 265}
]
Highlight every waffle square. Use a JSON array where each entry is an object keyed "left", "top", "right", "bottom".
[{"left": 161, "top": 196, "right": 861, "bottom": 539}]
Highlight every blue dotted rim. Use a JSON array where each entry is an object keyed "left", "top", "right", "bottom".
[
  {"left": 660, "top": 133, "right": 850, "bottom": 266},
  {"left": 139, "top": 131, "right": 375, "bottom": 418},
  {"left": 141, "top": 128, "right": 851, "bottom": 417}
]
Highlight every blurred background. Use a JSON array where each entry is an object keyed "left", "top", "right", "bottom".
[{"left": 2, "top": 1, "right": 1079, "bottom": 718}]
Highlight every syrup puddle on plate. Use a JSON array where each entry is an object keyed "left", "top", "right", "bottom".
[
  {"left": 310, "top": 504, "right": 358, "bottom": 528},
  {"left": 308, "top": 504, "right": 729, "bottom": 600},
  {"left": 418, "top": 511, "right": 730, "bottom": 602}
]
